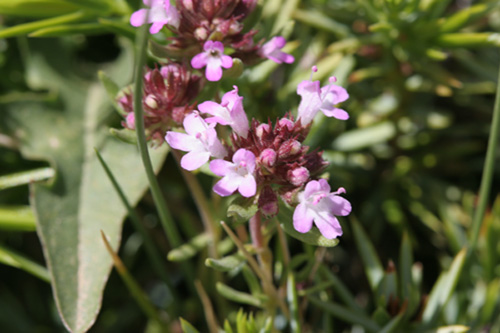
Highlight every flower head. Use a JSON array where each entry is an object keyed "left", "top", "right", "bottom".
[
  {"left": 191, "top": 41, "right": 233, "bottom": 81},
  {"left": 297, "top": 67, "right": 349, "bottom": 126},
  {"left": 260, "top": 36, "right": 294, "bottom": 64},
  {"left": 210, "top": 148, "right": 256, "bottom": 197},
  {"left": 130, "top": 0, "right": 180, "bottom": 34},
  {"left": 118, "top": 64, "right": 201, "bottom": 144},
  {"left": 293, "top": 179, "right": 351, "bottom": 239},
  {"left": 198, "top": 86, "right": 249, "bottom": 138},
  {"left": 166, "top": 112, "right": 227, "bottom": 171}
]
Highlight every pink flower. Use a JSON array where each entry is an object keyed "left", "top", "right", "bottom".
[
  {"left": 297, "top": 67, "right": 349, "bottom": 126},
  {"left": 293, "top": 179, "right": 351, "bottom": 239},
  {"left": 260, "top": 36, "right": 294, "bottom": 64},
  {"left": 191, "top": 41, "right": 233, "bottom": 81},
  {"left": 130, "top": 0, "right": 180, "bottom": 34},
  {"left": 165, "top": 112, "right": 227, "bottom": 171},
  {"left": 210, "top": 149, "right": 257, "bottom": 197},
  {"left": 198, "top": 86, "right": 249, "bottom": 138}
]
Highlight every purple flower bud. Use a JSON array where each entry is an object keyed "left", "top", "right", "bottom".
[
  {"left": 258, "top": 186, "right": 279, "bottom": 216},
  {"left": 145, "top": 94, "right": 158, "bottom": 109},
  {"left": 256, "top": 123, "right": 272, "bottom": 139},
  {"left": 287, "top": 167, "right": 310, "bottom": 186},
  {"left": 126, "top": 112, "right": 135, "bottom": 130},
  {"left": 260, "top": 36, "right": 294, "bottom": 64},
  {"left": 278, "top": 139, "right": 302, "bottom": 159},
  {"left": 259, "top": 148, "right": 277, "bottom": 168},
  {"left": 278, "top": 118, "right": 294, "bottom": 131}
]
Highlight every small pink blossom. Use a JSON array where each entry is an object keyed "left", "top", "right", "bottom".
[
  {"left": 198, "top": 86, "right": 249, "bottom": 138},
  {"left": 210, "top": 149, "right": 257, "bottom": 197},
  {"left": 260, "top": 36, "right": 294, "bottom": 64},
  {"left": 165, "top": 112, "right": 227, "bottom": 171},
  {"left": 191, "top": 41, "right": 233, "bottom": 81},
  {"left": 293, "top": 179, "right": 351, "bottom": 239},
  {"left": 297, "top": 67, "right": 349, "bottom": 126},
  {"left": 130, "top": 0, "right": 180, "bottom": 34}
]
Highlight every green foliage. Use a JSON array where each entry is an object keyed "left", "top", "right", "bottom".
[{"left": 1, "top": 0, "right": 500, "bottom": 332}]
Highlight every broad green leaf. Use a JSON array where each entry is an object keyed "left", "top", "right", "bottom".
[
  {"left": 0, "top": 243, "right": 50, "bottom": 282},
  {"left": 1, "top": 39, "right": 167, "bottom": 333},
  {"left": 0, "top": 206, "right": 36, "bottom": 231}
]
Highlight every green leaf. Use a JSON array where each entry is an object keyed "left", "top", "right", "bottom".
[
  {"left": 205, "top": 253, "right": 246, "bottom": 272},
  {"left": 216, "top": 282, "right": 264, "bottom": 307},
  {"left": 0, "top": 167, "right": 54, "bottom": 190},
  {"left": 287, "top": 273, "right": 301, "bottom": 333},
  {"left": 0, "top": 11, "right": 91, "bottom": 39},
  {"left": 0, "top": 206, "right": 36, "bottom": 231},
  {"left": 29, "top": 23, "right": 110, "bottom": 37},
  {"left": 278, "top": 204, "right": 340, "bottom": 247},
  {"left": 308, "top": 296, "right": 380, "bottom": 332},
  {"left": 439, "top": 4, "right": 494, "bottom": 34},
  {"left": 167, "top": 233, "right": 210, "bottom": 261},
  {"left": 1, "top": 39, "right": 167, "bottom": 332},
  {"left": 109, "top": 128, "right": 137, "bottom": 145},
  {"left": 351, "top": 217, "right": 384, "bottom": 293},
  {"left": 422, "top": 249, "right": 466, "bottom": 323},
  {"left": 180, "top": 317, "right": 201, "bottom": 333},
  {"left": 227, "top": 201, "right": 259, "bottom": 225},
  {"left": 0, "top": 0, "right": 78, "bottom": 18},
  {"left": 434, "top": 33, "right": 500, "bottom": 48},
  {"left": 0, "top": 243, "right": 50, "bottom": 282}
]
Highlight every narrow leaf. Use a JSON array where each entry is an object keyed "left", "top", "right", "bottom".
[
  {"left": 351, "top": 217, "right": 384, "bottom": 292},
  {"left": 422, "top": 249, "right": 466, "bottom": 323},
  {"left": 0, "top": 206, "right": 36, "bottom": 231},
  {"left": 205, "top": 253, "right": 246, "bottom": 272},
  {"left": 0, "top": 11, "right": 90, "bottom": 38},
  {"left": 180, "top": 317, "right": 201, "bottom": 333},
  {"left": 0, "top": 243, "right": 50, "bottom": 282},
  {"left": 0, "top": 167, "right": 54, "bottom": 190},
  {"left": 287, "top": 273, "right": 301, "bottom": 333},
  {"left": 168, "top": 233, "right": 210, "bottom": 261},
  {"left": 216, "top": 282, "right": 263, "bottom": 307}
]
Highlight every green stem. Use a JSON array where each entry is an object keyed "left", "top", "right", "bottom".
[
  {"left": 95, "top": 149, "right": 174, "bottom": 291},
  {"left": 172, "top": 150, "right": 219, "bottom": 258},
  {"left": 132, "top": 24, "right": 182, "bottom": 249},
  {"left": 469, "top": 64, "right": 500, "bottom": 254}
]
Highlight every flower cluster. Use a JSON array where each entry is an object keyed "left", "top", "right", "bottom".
[
  {"left": 165, "top": 68, "right": 351, "bottom": 239},
  {"left": 117, "top": 63, "right": 201, "bottom": 144},
  {"left": 129, "top": 0, "right": 294, "bottom": 81}
]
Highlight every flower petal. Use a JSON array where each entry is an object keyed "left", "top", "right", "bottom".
[
  {"left": 149, "top": 21, "right": 165, "bottom": 34},
  {"left": 181, "top": 151, "right": 211, "bottom": 171},
  {"left": 165, "top": 131, "right": 199, "bottom": 151},
  {"left": 213, "top": 175, "right": 240, "bottom": 196},
  {"left": 191, "top": 52, "right": 208, "bottom": 69},
  {"left": 314, "top": 214, "right": 343, "bottom": 239},
  {"left": 209, "top": 159, "right": 234, "bottom": 177},
  {"left": 183, "top": 112, "right": 207, "bottom": 136},
  {"left": 130, "top": 9, "right": 148, "bottom": 27},
  {"left": 238, "top": 175, "right": 256, "bottom": 197},
  {"left": 325, "top": 195, "right": 352, "bottom": 216},
  {"left": 293, "top": 203, "right": 313, "bottom": 233},
  {"left": 221, "top": 55, "right": 233, "bottom": 69},
  {"left": 205, "top": 59, "right": 223, "bottom": 81},
  {"left": 320, "top": 107, "right": 349, "bottom": 120}
]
